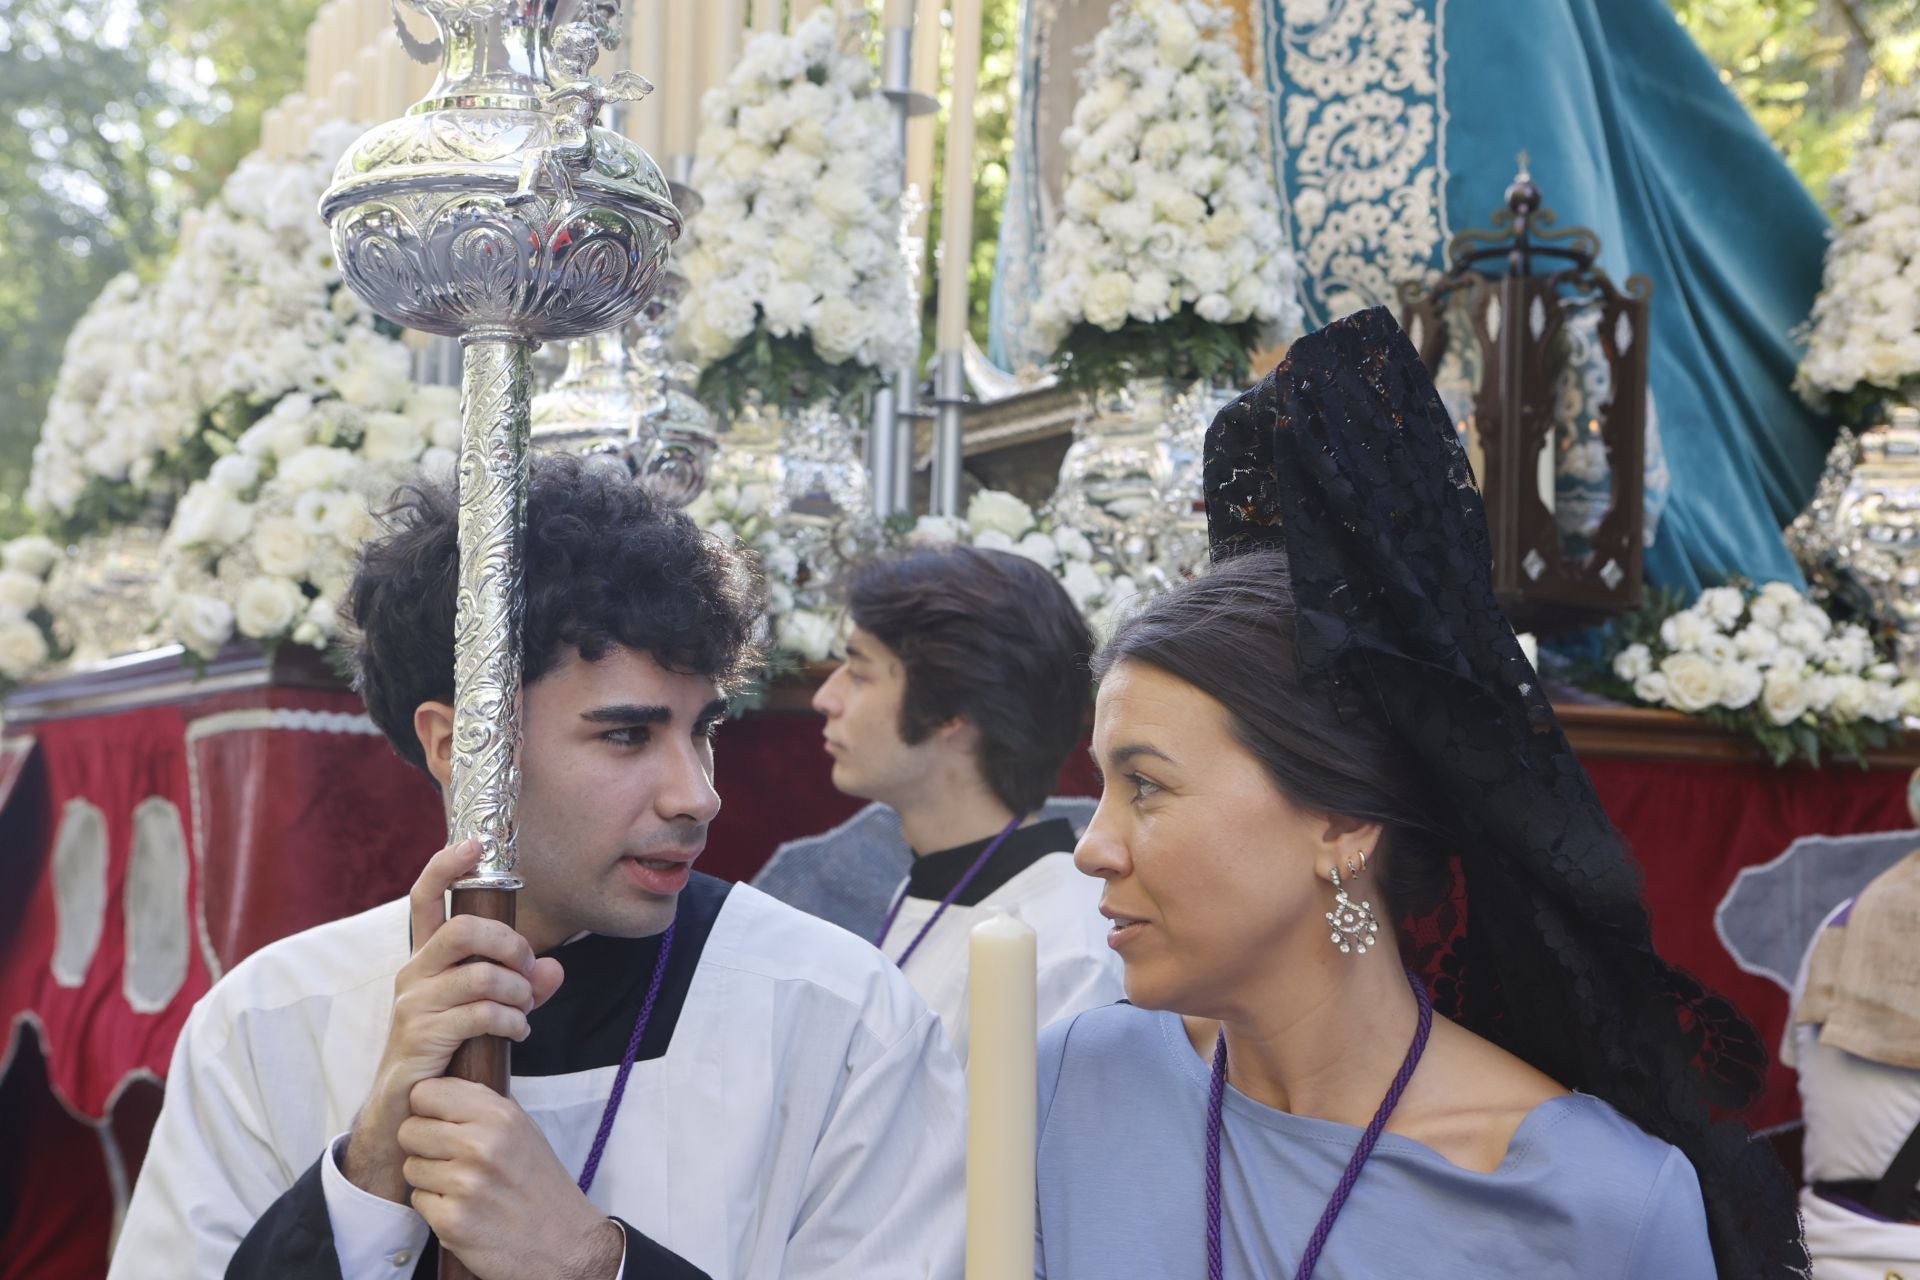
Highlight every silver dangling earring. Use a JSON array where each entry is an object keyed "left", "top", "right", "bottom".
[{"left": 1326, "top": 862, "right": 1380, "bottom": 956}]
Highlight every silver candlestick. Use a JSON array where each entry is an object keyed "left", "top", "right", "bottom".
[{"left": 321, "top": 0, "right": 680, "bottom": 889}]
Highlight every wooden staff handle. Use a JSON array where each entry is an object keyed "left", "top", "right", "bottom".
[{"left": 440, "top": 883, "right": 518, "bottom": 1280}]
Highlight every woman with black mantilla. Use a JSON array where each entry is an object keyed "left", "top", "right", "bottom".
[{"left": 1037, "top": 308, "right": 1805, "bottom": 1278}]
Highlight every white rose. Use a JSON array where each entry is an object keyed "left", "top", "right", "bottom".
[
  {"left": 1695, "top": 587, "right": 1745, "bottom": 629},
  {"left": 972, "top": 529, "right": 1017, "bottom": 553},
  {"left": 1862, "top": 680, "right": 1905, "bottom": 724},
  {"left": 1761, "top": 667, "right": 1812, "bottom": 726},
  {"left": 775, "top": 609, "right": 839, "bottom": 664},
  {"left": 908, "top": 515, "right": 963, "bottom": 546},
  {"left": 209, "top": 454, "right": 261, "bottom": 494},
  {"left": 1732, "top": 626, "right": 1778, "bottom": 664},
  {"left": 360, "top": 411, "right": 426, "bottom": 463},
  {"left": 967, "top": 490, "right": 1037, "bottom": 540},
  {"left": 304, "top": 596, "right": 338, "bottom": 636},
  {"left": 1659, "top": 652, "right": 1723, "bottom": 713},
  {"left": 1896, "top": 679, "right": 1920, "bottom": 718},
  {"left": 1719, "top": 663, "right": 1763, "bottom": 711},
  {"left": 277, "top": 446, "right": 360, "bottom": 493},
  {"left": 1658, "top": 610, "right": 1715, "bottom": 653},
  {"left": 1829, "top": 676, "right": 1869, "bottom": 723},
  {"left": 1012, "top": 531, "right": 1061, "bottom": 570},
  {"left": 252, "top": 517, "right": 315, "bottom": 579},
  {"left": 1612, "top": 643, "right": 1652, "bottom": 682},
  {"left": 418, "top": 446, "right": 458, "bottom": 486},
  {"left": 234, "top": 576, "right": 303, "bottom": 640},
  {"left": 0, "top": 619, "right": 50, "bottom": 680},
  {"left": 1059, "top": 559, "right": 1105, "bottom": 610},
  {"left": 1633, "top": 672, "right": 1672, "bottom": 706},
  {"left": 1051, "top": 524, "right": 1095, "bottom": 562},
  {"left": 1778, "top": 619, "right": 1824, "bottom": 653},
  {"left": 0, "top": 570, "right": 42, "bottom": 615},
  {"left": 1195, "top": 292, "right": 1234, "bottom": 323},
  {"left": 1084, "top": 272, "right": 1136, "bottom": 330},
  {"left": 1698, "top": 634, "right": 1737, "bottom": 665},
  {"left": 173, "top": 593, "right": 236, "bottom": 658},
  {"left": 2, "top": 535, "right": 58, "bottom": 577}
]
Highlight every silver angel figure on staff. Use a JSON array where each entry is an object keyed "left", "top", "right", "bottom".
[{"left": 510, "top": 11, "right": 654, "bottom": 205}]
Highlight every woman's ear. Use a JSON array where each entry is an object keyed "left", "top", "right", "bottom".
[
  {"left": 1318, "top": 811, "right": 1383, "bottom": 876},
  {"left": 413, "top": 701, "right": 455, "bottom": 790}
]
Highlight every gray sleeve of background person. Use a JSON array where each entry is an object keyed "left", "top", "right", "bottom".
[{"left": 1621, "top": 1146, "right": 1718, "bottom": 1279}]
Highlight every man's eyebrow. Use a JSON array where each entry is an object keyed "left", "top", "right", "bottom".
[
  {"left": 580, "top": 704, "right": 672, "bottom": 726},
  {"left": 695, "top": 698, "right": 729, "bottom": 726}
]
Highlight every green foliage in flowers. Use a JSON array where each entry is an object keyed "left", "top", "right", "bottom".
[{"left": 1052, "top": 311, "right": 1261, "bottom": 404}]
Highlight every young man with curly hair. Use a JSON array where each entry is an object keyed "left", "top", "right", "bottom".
[
  {"left": 811, "top": 545, "right": 1122, "bottom": 1060},
  {"left": 113, "top": 458, "right": 965, "bottom": 1280}
]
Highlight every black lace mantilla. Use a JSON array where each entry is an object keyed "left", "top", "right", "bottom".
[{"left": 1203, "top": 308, "right": 1806, "bottom": 1279}]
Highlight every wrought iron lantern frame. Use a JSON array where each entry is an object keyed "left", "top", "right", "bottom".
[{"left": 1400, "top": 167, "right": 1652, "bottom": 633}]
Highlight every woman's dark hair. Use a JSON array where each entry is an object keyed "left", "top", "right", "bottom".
[
  {"left": 346, "top": 454, "right": 765, "bottom": 774},
  {"left": 1093, "top": 549, "right": 1454, "bottom": 921},
  {"left": 1098, "top": 549, "right": 1805, "bottom": 1278},
  {"left": 846, "top": 544, "right": 1094, "bottom": 814}
]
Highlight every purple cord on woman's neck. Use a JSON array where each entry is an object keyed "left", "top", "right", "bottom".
[
  {"left": 1205, "top": 968, "right": 1434, "bottom": 1280},
  {"left": 576, "top": 919, "right": 677, "bottom": 1197}
]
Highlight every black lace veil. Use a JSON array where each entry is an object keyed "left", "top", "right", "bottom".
[{"left": 1203, "top": 307, "right": 1806, "bottom": 1278}]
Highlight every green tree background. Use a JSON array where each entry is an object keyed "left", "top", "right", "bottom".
[{"left": 0, "top": 0, "right": 1909, "bottom": 541}]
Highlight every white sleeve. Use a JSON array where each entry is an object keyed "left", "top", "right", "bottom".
[
  {"left": 320, "top": 1134, "right": 434, "bottom": 1277},
  {"left": 109, "top": 999, "right": 295, "bottom": 1277},
  {"left": 781, "top": 1008, "right": 967, "bottom": 1280}
]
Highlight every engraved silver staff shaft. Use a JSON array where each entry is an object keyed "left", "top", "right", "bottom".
[{"left": 449, "top": 337, "right": 532, "bottom": 886}]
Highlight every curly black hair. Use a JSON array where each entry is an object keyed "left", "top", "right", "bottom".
[{"left": 346, "top": 455, "right": 765, "bottom": 774}]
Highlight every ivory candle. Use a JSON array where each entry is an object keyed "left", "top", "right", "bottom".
[
  {"left": 623, "top": 0, "right": 666, "bottom": 161},
  {"left": 354, "top": 46, "right": 381, "bottom": 122},
  {"left": 663, "top": 2, "right": 698, "bottom": 160},
  {"left": 906, "top": 0, "right": 940, "bottom": 246},
  {"left": 964, "top": 914, "right": 1037, "bottom": 1280},
  {"left": 882, "top": 0, "right": 912, "bottom": 25},
  {"left": 935, "top": 0, "right": 983, "bottom": 353},
  {"left": 703, "top": 0, "right": 745, "bottom": 119}
]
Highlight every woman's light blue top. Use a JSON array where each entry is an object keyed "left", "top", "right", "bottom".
[{"left": 1036, "top": 1003, "right": 1717, "bottom": 1279}]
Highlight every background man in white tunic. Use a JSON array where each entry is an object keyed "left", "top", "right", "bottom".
[
  {"left": 110, "top": 457, "right": 966, "bottom": 1279},
  {"left": 812, "top": 545, "right": 1122, "bottom": 1059}
]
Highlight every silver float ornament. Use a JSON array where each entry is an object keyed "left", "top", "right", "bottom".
[
  {"left": 320, "top": 0, "right": 681, "bottom": 891},
  {"left": 1789, "top": 408, "right": 1920, "bottom": 677},
  {"left": 626, "top": 271, "right": 717, "bottom": 508},
  {"left": 1051, "top": 379, "right": 1180, "bottom": 583}
]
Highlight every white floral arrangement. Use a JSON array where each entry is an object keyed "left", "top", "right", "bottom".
[
  {"left": 689, "top": 483, "right": 1145, "bottom": 670},
  {"left": 27, "top": 120, "right": 406, "bottom": 536},
  {"left": 1605, "top": 582, "right": 1919, "bottom": 766},
  {"left": 154, "top": 384, "right": 461, "bottom": 659},
  {"left": 676, "top": 9, "right": 913, "bottom": 410},
  {"left": 685, "top": 476, "right": 839, "bottom": 666},
  {"left": 0, "top": 536, "right": 65, "bottom": 691},
  {"left": 1797, "top": 82, "right": 1920, "bottom": 421},
  {"left": 1030, "top": 0, "right": 1300, "bottom": 398}
]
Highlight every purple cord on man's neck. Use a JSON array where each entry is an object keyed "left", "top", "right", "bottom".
[
  {"left": 1205, "top": 967, "right": 1434, "bottom": 1280},
  {"left": 576, "top": 919, "right": 677, "bottom": 1197},
  {"left": 872, "top": 811, "right": 1028, "bottom": 968}
]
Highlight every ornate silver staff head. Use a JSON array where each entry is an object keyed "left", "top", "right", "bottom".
[{"left": 320, "top": 0, "right": 679, "bottom": 883}]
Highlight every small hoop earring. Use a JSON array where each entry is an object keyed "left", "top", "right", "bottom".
[{"left": 1326, "top": 864, "right": 1380, "bottom": 956}]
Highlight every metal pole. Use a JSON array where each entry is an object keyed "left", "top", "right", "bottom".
[
  {"left": 932, "top": 348, "right": 965, "bottom": 517},
  {"left": 873, "top": 19, "right": 930, "bottom": 521}
]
